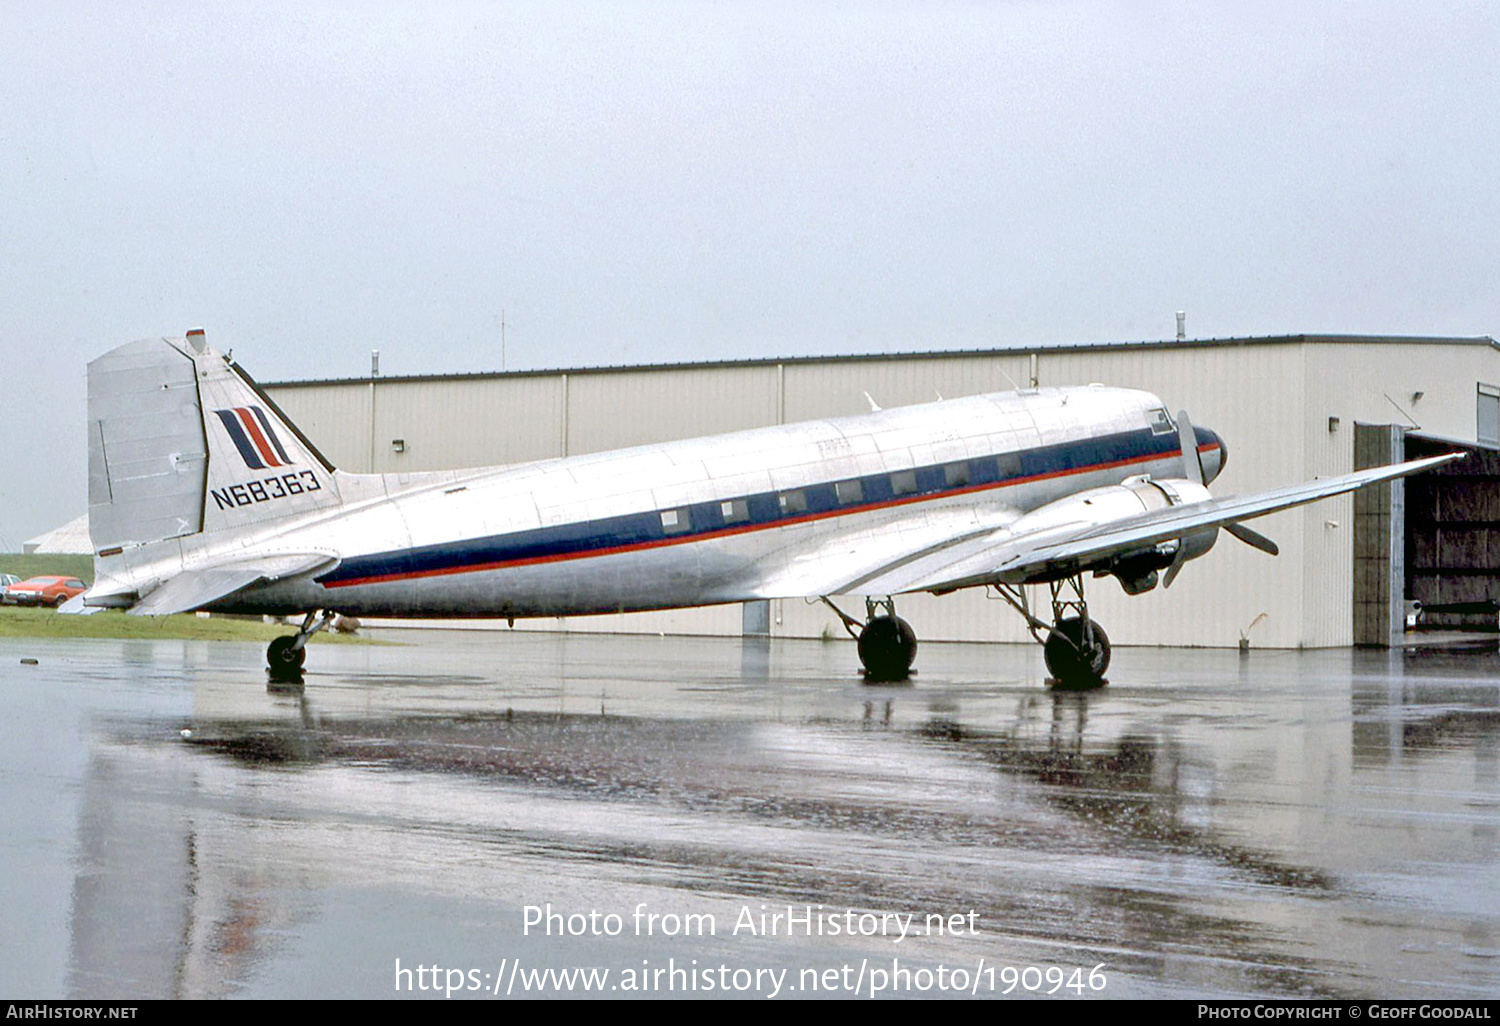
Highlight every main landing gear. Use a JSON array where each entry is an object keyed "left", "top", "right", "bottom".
[
  {"left": 822, "top": 596, "right": 918, "bottom": 682},
  {"left": 825, "top": 578, "right": 1109, "bottom": 689},
  {"left": 993, "top": 575, "right": 1111, "bottom": 690},
  {"left": 266, "top": 610, "right": 335, "bottom": 683}
]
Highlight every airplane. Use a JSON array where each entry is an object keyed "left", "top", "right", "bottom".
[{"left": 77, "top": 329, "right": 1461, "bottom": 686}]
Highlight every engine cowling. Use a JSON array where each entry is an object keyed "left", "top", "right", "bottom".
[{"left": 1004, "top": 477, "right": 1216, "bottom": 591}]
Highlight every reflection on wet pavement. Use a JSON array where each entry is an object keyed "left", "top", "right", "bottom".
[{"left": 2, "top": 631, "right": 1497, "bottom": 998}]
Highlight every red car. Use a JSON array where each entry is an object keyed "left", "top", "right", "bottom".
[{"left": 5, "top": 576, "right": 87, "bottom": 607}]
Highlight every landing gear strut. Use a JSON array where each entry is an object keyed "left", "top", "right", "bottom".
[
  {"left": 821, "top": 596, "right": 918, "bottom": 682},
  {"left": 267, "top": 610, "right": 335, "bottom": 682},
  {"left": 994, "top": 575, "right": 1111, "bottom": 689}
]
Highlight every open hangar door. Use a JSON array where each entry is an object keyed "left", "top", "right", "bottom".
[
  {"left": 1354, "top": 426, "right": 1500, "bottom": 644},
  {"left": 1404, "top": 432, "right": 1500, "bottom": 632}
]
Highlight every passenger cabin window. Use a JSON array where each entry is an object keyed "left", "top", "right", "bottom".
[
  {"left": 996, "top": 452, "right": 1022, "bottom": 478},
  {"left": 943, "top": 461, "right": 971, "bottom": 488},
  {"left": 1480, "top": 385, "right": 1500, "bottom": 446},
  {"left": 720, "top": 499, "right": 749, "bottom": 523},
  {"left": 835, "top": 479, "right": 864, "bottom": 504},
  {"left": 660, "top": 508, "right": 691, "bottom": 534},
  {"left": 1147, "top": 408, "right": 1174, "bottom": 435},
  {"left": 890, "top": 470, "right": 918, "bottom": 495},
  {"left": 779, "top": 490, "right": 808, "bottom": 515}
]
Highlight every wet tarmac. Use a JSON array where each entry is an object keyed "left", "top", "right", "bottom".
[{"left": 2, "top": 630, "right": 1498, "bottom": 999}]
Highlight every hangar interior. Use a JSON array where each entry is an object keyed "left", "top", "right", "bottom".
[
  {"left": 262, "top": 334, "right": 1500, "bottom": 650},
  {"left": 1402, "top": 433, "right": 1500, "bottom": 633}
]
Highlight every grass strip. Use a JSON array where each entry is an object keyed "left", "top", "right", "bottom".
[{"left": 0, "top": 606, "right": 387, "bottom": 644}]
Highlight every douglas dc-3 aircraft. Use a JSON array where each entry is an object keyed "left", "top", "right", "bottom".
[{"left": 78, "top": 330, "right": 1459, "bottom": 686}]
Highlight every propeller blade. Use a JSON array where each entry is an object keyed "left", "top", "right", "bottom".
[
  {"left": 1163, "top": 409, "right": 1208, "bottom": 588},
  {"left": 1226, "top": 522, "right": 1280, "bottom": 556},
  {"left": 1177, "top": 409, "right": 1205, "bottom": 485},
  {"left": 1163, "top": 547, "right": 1187, "bottom": 588}
]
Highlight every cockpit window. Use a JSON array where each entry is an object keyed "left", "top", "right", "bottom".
[{"left": 1147, "top": 408, "right": 1174, "bottom": 435}]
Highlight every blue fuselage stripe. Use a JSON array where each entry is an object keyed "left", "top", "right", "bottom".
[{"left": 318, "top": 426, "right": 1201, "bottom": 589}]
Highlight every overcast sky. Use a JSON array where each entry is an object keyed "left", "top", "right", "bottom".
[{"left": 3, "top": 1, "right": 1498, "bottom": 548}]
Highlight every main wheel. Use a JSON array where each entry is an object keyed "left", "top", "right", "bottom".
[
  {"left": 266, "top": 635, "right": 306, "bottom": 679},
  {"left": 858, "top": 615, "right": 918, "bottom": 682},
  {"left": 1044, "top": 616, "right": 1110, "bottom": 687}
]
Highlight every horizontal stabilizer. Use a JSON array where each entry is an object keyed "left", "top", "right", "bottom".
[
  {"left": 56, "top": 595, "right": 101, "bottom": 615},
  {"left": 127, "top": 554, "right": 337, "bottom": 617}
]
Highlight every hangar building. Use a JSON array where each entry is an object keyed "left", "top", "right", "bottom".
[{"left": 262, "top": 334, "right": 1500, "bottom": 650}]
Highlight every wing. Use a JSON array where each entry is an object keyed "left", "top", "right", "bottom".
[
  {"left": 78, "top": 553, "right": 338, "bottom": 617},
  {"left": 829, "top": 452, "right": 1462, "bottom": 597},
  {"left": 750, "top": 503, "right": 1024, "bottom": 600}
]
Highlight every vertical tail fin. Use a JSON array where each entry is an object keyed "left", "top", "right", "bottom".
[{"left": 88, "top": 330, "right": 341, "bottom": 556}]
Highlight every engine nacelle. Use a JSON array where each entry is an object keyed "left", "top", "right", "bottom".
[
  {"left": 1172, "top": 523, "right": 1219, "bottom": 563},
  {"left": 1004, "top": 476, "right": 1216, "bottom": 590}
]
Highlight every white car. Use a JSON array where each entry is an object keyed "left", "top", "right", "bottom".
[{"left": 0, "top": 574, "right": 21, "bottom": 604}]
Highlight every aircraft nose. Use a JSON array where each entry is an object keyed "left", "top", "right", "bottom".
[{"left": 1199, "top": 426, "right": 1227, "bottom": 484}]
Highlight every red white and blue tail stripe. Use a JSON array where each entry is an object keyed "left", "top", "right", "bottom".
[{"left": 214, "top": 406, "right": 294, "bottom": 469}]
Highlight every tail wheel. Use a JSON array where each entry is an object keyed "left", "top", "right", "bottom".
[
  {"left": 266, "top": 635, "right": 306, "bottom": 679},
  {"left": 1044, "top": 616, "right": 1110, "bottom": 687},
  {"left": 858, "top": 615, "right": 918, "bottom": 682}
]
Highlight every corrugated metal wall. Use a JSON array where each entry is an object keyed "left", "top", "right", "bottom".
[
  {"left": 566, "top": 365, "right": 781, "bottom": 454},
  {"left": 263, "top": 338, "right": 1498, "bottom": 649}
]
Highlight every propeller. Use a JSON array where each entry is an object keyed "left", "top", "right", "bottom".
[
  {"left": 1162, "top": 410, "right": 1204, "bottom": 587},
  {"left": 1161, "top": 409, "right": 1278, "bottom": 587},
  {"left": 1177, "top": 409, "right": 1205, "bottom": 485},
  {"left": 1162, "top": 550, "right": 1189, "bottom": 589},
  {"left": 1226, "top": 522, "right": 1279, "bottom": 555}
]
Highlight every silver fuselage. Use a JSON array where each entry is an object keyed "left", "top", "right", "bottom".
[{"left": 137, "top": 385, "right": 1213, "bottom": 618}]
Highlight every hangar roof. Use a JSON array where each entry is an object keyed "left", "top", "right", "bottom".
[{"left": 262, "top": 332, "right": 1499, "bottom": 389}]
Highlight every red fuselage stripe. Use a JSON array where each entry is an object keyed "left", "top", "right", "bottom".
[{"left": 321, "top": 443, "right": 1222, "bottom": 590}]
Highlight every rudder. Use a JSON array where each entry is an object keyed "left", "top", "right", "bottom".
[{"left": 88, "top": 337, "right": 208, "bottom": 552}]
